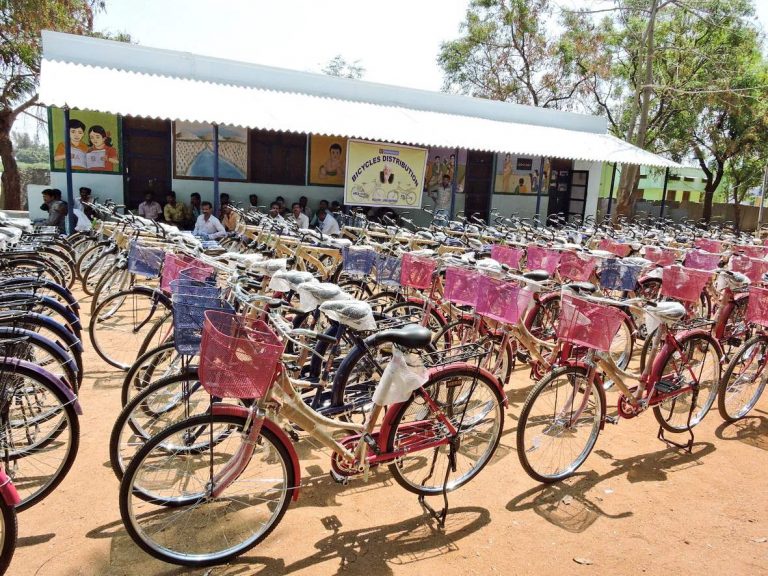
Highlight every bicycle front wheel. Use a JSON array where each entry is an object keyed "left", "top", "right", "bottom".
[
  {"left": 386, "top": 367, "right": 504, "bottom": 495},
  {"left": 0, "top": 495, "right": 17, "bottom": 576},
  {"left": 516, "top": 366, "right": 602, "bottom": 483},
  {"left": 718, "top": 334, "right": 768, "bottom": 422},
  {"left": 120, "top": 414, "right": 295, "bottom": 567}
]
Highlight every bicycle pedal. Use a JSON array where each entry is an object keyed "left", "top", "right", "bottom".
[
  {"left": 605, "top": 415, "right": 619, "bottom": 425},
  {"left": 654, "top": 380, "right": 681, "bottom": 394}
]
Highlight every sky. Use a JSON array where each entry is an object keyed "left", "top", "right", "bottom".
[{"left": 18, "top": 0, "right": 768, "bottom": 137}]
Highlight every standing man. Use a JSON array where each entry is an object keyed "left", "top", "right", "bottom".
[
  {"left": 40, "top": 188, "right": 68, "bottom": 233},
  {"left": 193, "top": 201, "right": 227, "bottom": 239},
  {"left": 316, "top": 208, "right": 340, "bottom": 236},
  {"left": 290, "top": 202, "right": 309, "bottom": 229},
  {"left": 163, "top": 191, "right": 188, "bottom": 227},
  {"left": 138, "top": 191, "right": 162, "bottom": 221},
  {"left": 429, "top": 174, "right": 452, "bottom": 219},
  {"left": 75, "top": 187, "right": 95, "bottom": 221},
  {"left": 188, "top": 193, "right": 202, "bottom": 229}
]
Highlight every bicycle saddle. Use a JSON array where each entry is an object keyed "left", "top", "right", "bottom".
[
  {"left": 523, "top": 270, "right": 550, "bottom": 282},
  {"left": 564, "top": 282, "right": 597, "bottom": 294},
  {"left": 719, "top": 270, "right": 750, "bottom": 290},
  {"left": 268, "top": 270, "right": 315, "bottom": 293},
  {"left": 369, "top": 324, "right": 432, "bottom": 350},
  {"left": 647, "top": 301, "right": 686, "bottom": 323},
  {"left": 299, "top": 282, "right": 350, "bottom": 302},
  {"left": 251, "top": 258, "right": 287, "bottom": 274},
  {"left": 319, "top": 300, "right": 376, "bottom": 331}
]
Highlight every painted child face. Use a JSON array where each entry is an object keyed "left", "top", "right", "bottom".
[
  {"left": 89, "top": 131, "right": 104, "bottom": 148},
  {"left": 330, "top": 148, "right": 341, "bottom": 161},
  {"left": 70, "top": 127, "right": 84, "bottom": 145}
]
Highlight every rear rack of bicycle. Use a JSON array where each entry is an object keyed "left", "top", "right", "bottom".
[
  {"left": 674, "top": 317, "right": 715, "bottom": 331},
  {"left": 420, "top": 341, "right": 488, "bottom": 368},
  {"left": 374, "top": 316, "right": 412, "bottom": 330}
]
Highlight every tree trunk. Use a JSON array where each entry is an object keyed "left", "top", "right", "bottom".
[
  {"left": 0, "top": 110, "right": 21, "bottom": 211},
  {"left": 702, "top": 183, "right": 715, "bottom": 223},
  {"left": 614, "top": 165, "right": 640, "bottom": 220}
]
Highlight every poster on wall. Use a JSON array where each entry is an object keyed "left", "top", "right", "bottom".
[
  {"left": 173, "top": 121, "right": 248, "bottom": 180},
  {"left": 309, "top": 135, "right": 347, "bottom": 186},
  {"left": 423, "top": 147, "right": 467, "bottom": 193},
  {"left": 494, "top": 153, "right": 543, "bottom": 194},
  {"left": 344, "top": 140, "right": 428, "bottom": 208},
  {"left": 49, "top": 107, "right": 121, "bottom": 173}
]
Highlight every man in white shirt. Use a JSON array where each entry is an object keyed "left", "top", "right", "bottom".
[
  {"left": 193, "top": 201, "right": 227, "bottom": 239},
  {"left": 316, "top": 208, "right": 340, "bottom": 236},
  {"left": 290, "top": 202, "right": 310, "bottom": 229},
  {"left": 138, "top": 191, "right": 163, "bottom": 221}
]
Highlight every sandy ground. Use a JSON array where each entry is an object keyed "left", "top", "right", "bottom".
[{"left": 10, "top": 293, "right": 768, "bottom": 576}]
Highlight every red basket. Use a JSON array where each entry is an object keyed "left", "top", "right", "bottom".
[
  {"left": 683, "top": 249, "right": 722, "bottom": 271},
  {"left": 735, "top": 244, "right": 768, "bottom": 259},
  {"left": 198, "top": 311, "right": 284, "bottom": 399},
  {"left": 526, "top": 246, "right": 561, "bottom": 274},
  {"left": 746, "top": 286, "right": 768, "bottom": 327},
  {"left": 598, "top": 238, "right": 632, "bottom": 257},
  {"left": 731, "top": 255, "right": 768, "bottom": 284},
  {"left": 490, "top": 245, "right": 524, "bottom": 270},
  {"left": 401, "top": 253, "right": 437, "bottom": 290},
  {"left": 694, "top": 238, "right": 724, "bottom": 253},
  {"left": 558, "top": 251, "right": 597, "bottom": 282},
  {"left": 161, "top": 253, "right": 214, "bottom": 292},
  {"left": 556, "top": 293, "right": 626, "bottom": 353},
  {"left": 661, "top": 266, "right": 712, "bottom": 303},
  {"left": 444, "top": 267, "right": 482, "bottom": 307},
  {"left": 643, "top": 246, "right": 677, "bottom": 266},
  {"left": 476, "top": 276, "right": 534, "bottom": 325}
]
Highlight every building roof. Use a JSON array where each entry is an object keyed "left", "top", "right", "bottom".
[{"left": 39, "top": 31, "right": 678, "bottom": 168}]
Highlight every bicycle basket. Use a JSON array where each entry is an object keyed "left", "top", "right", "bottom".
[
  {"left": 375, "top": 254, "right": 402, "bottom": 287},
  {"left": 401, "top": 253, "right": 436, "bottom": 290},
  {"left": 730, "top": 255, "right": 768, "bottom": 284},
  {"left": 735, "top": 244, "right": 768, "bottom": 259},
  {"left": 161, "top": 253, "right": 214, "bottom": 292},
  {"left": 746, "top": 286, "right": 768, "bottom": 327},
  {"left": 643, "top": 246, "right": 677, "bottom": 266},
  {"left": 199, "top": 311, "right": 284, "bottom": 399},
  {"left": 694, "top": 238, "right": 724, "bottom": 253},
  {"left": 558, "top": 251, "right": 597, "bottom": 282},
  {"left": 556, "top": 293, "right": 626, "bottom": 353},
  {"left": 526, "top": 246, "right": 561, "bottom": 274},
  {"left": 342, "top": 246, "right": 376, "bottom": 278},
  {"left": 599, "top": 258, "right": 642, "bottom": 292},
  {"left": 598, "top": 238, "right": 632, "bottom": 257},
  {"left": 661, "top": 265, "right": 711, "bottom": 303},
  {"left": 683, "top": 249, "right": 721, "bottom": 271},
  {"left": 476, "top": 276, "right": 533, "bottom": 325},
  {"left": 127, "top": 242, "right": 164, "bottom": 278},
  {"left": 490, "top": 244, "right": 523, "bottom": 270},
  {"left": 444, "top": 267, "right": 482, "bottom": 307},
  {"left": 172, "top": 295, "right": 233, "bottom": 357}
]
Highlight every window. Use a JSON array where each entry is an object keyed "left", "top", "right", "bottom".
[
  {"left": 683, "top": 176, "right": 695, "bottom": 182},
  {"left": 249, "top": 129, "right": 306, "bottom": 185}
]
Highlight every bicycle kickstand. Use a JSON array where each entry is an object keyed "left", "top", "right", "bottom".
[
  {"left": 657, "top": 386, "right": 698, "bottom": 453},
  {"left": 418, "top": 437, "right": 458, "bottom": 529}
]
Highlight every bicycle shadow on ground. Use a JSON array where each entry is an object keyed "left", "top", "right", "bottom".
[
  {"left": 280, "top": 506, "right": 490, "bottom": 576},
  {"left": 715, "top": 416, "right": 768, "bottom": 451},
  {"left": 506, "top": 441, "right": 715, "bottom": 533},
  {"left": 290, "top": 463, "right": 395, "bottom": 510}
]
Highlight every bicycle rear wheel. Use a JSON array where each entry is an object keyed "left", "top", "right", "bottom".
[
  {"left": 119, "top": 414, "right": 295, "bottom": 567},
  {"left": 718, "top": 334, "right": 768, "bottom": 422},
  {"left": 386, "top": 367, "right": 504, "bottom": 495},
  {"left": 0, "top": 495, "right": 17, "bottom": 576}
]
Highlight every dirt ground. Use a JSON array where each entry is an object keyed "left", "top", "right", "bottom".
[{"left": 10, "top": 292, "right": 768, "bottom": 576}]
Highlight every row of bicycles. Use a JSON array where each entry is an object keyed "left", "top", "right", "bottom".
[{"left": 2, "top": 201, "right": 767, "bottom": 570}]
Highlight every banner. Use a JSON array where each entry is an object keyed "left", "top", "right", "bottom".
[
  {"left": 344, "top": 140, "right": 427, "bottom": 208},
  {"left": 49, "top": 107, "right": 121, "bottom": 173},
  {"left": 309, "top": 135, "right": 347, "bottom": 186}
]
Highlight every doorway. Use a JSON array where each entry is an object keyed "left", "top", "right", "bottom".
[
  {"left": 122, "top": 117, "right": 172, "bottom": 209},
  {"left": 546, "top": 159, "right": 574, "bottom": 220},
  {"left": 463, "top": 150, "right": 494, "bottom": 222}
]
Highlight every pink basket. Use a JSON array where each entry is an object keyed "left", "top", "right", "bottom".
[
  {"left": 735, "top": 244, "right": 768, "bottom": 259},
  {"left": 444, "top": 267, "right": 482, "bottom": 307},
  {"left": 731, "top": 255, "right": 768, "bottom": 284},
  {"left": 598, "top": 238, "right": 632, "bottom": 258},
  {"left": 661, "top": 266, "right": 711, "bottom": 303},
  {"left": 161, "top": 253, "right": 214, "bottom": 292},
  {"left": 199, "top": 311, "right": 284, "bottom": 399},
  {"left": 694, "top": 238, "right": 724, "bottom": 253},
  {"left": 558, "top": 251, "right": 597, "bottom": 282},
  {"left": 526, "top": 246, "right": 561, "bottom": 274},
  {"left": 556, "top": 293, "right": 626, "bottom": 353},
  {"left": 683, "top": 249, "right": 722, "bottom": 271},
  {"left": 643, "top": 246, "right": 678, "bottom": 266},
  {"left": 400, "top": 253, "right": 437, "bottom": 290},
  {"left": 746, "top": 286, "right": 768, "bottom": 327},
  {"left": 476, "top": 276, "right": 533, "bottom": 325},
  {"left": 490, "top": 245, "right": 524, "bottom": 270}
]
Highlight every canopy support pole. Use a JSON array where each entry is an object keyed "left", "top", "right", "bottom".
[
  {"left": 535, "top": 157, "right": 545, "bottom": 219},
  {"left": 212, "top": 123, "right": 220, "bottom": 215},
  {"left": 606, "top": 163, "right": 617, "bottom": 219},
  {"left": 63, "top": 107, "right": 75, "bottom": 233},
  {"left": 659, "top": 167, "right": 670, "bottom": 219}
]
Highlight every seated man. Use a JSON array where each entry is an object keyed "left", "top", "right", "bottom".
[
  {"left": 221, "top": 203, "right": 241, "bottom": 232},
  {"left": 138, "top": 191, "right": 163, "bottom": 221},
  {"left": 290, "top": 202, "right": 309, "bottom": 229},
  {"left": 316, "top": 207, "right": 340, "bottom": 236},
  {"left": 193, "top": 201, "right": 227, "bottom": 240},
  {"left": 163, "top": 191, "right": 188, "bottom": 227}
]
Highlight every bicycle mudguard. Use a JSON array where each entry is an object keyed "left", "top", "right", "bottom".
[
  {"left": 0, "top": 277, "right": 78, "bottom": 310},
  {"left": 0, "top": 470, "right": 20, "bottom": 507},
  {"left": 0, "top": 292, "right": 81, "bottom": 333},
  {"left": 0, "top": 326, "right": 78, "bottom": 377},
  {"left": 211, "top": 403, "right": 301, "bottom": 501},
  {"left": 427, "top": 363, "right": 508, "bottom": 408},
  {"left": 523, "top": 290, "right": 559, "bottom": 330},
  {"left": 0, "top": 357, "right": 83, "bottom": 416},
  {"left": 651, "top": 329, "right": 723, "bottom": 380}
]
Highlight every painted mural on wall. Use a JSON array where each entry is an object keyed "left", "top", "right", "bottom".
[
  {"left": 308, "top": 135, "right": 348, "bottom": 186},
  {"left": 423, "top": 148, "right": 467, "bottom": 194},
  {"left": 49, "top": 107, "right": 121, "bottom": 173},
  {"left": 494, "top": 154, "right": 543, "bottom": 195},
  {"left": 173, "top": 121, "right": 248, "bottom": 180}
]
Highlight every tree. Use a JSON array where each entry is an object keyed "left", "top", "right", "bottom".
[
  {"left": 1, "top": 0, "right": 104, "bottom": 210},
  {"left": 321, "top": 55, "right": 365, "bottom": 80},
  {"left": 438, "top": 0, "right": 598, "bottom": 108}
]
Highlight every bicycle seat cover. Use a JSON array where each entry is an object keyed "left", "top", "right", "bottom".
[
  {"left": 523, "top": 270, "right": 550, "bottom": 282},
  {"left": 647, "top": 301, "right": 686, "bottom": 325},
  {"left": 370, "top": 324, "right": 432, "bottom": 350},
  {"left": 297, "top": 282, "right": 352, "bottom": 311},
  {"left": 719, "top": 270, "right": 749, "bottom": 290},
  {"left": 319, "top": 300, "right": 376, "bottom": 331},
  {"left": 564, "top": 282, "right": 597, "bottom": 294},
  {"left": 268, "top": 269, "right": 315, "bottom": 292}
]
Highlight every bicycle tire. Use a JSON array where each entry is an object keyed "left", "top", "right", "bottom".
[
  {"left": 81, "top": 248, "right": 118, "bottom": 296},
  {"left": 120, "top": 340, "right": 183, "bottom": 406},
  {"left": 120, "top": 414, "right": 295, "bottom": 567},
  {"left": 718, "top": 334, "right": 768, "bottom": 422},
  {"left": 0, "top": 495, "right": 17, "bottom": 576},
  {"left": 386, "top": 367, "right": 504, "bottom": 495},
  {"left": 0, "top": 326, "right": 79, "bottom": 392}
]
